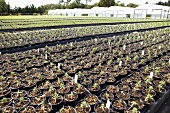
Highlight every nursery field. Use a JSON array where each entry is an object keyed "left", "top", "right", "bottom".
[
  {"left": 0, "top": 16, "right": 169, "bottom": 30},
  {"left": 0, "top": 17, "right": 170, "bottom": 113}
]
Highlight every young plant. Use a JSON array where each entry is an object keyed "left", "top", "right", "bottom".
[
  {"left": 53, "top": 92, "right": 59, "bottom": 100},
  {"left": 1, "top": 97, "right": 7, "bottom": 103},
  {"left": 100, "top": 103, "right": 106, "bottom": 112},
  {"left": 148, "top": 86, "right": 154, "bottom": 93},
  {"left": 93, "top": 83, "right": 98, "bottom": 89},
  {"left": 19, "top": 97, "right": 24, "bottom": 103},
  {"left": 49, "top": 86, "right": 54, "bottom": 92},
  {"left": 80, "top": 101, "right": 88, "bottom": 109},
  {"left": 132, "top": 107, "right": 138, "bottom": 113},
  {"left": 17, "top": 80, "right": 21, "bottom": 86},
  {"left": 145, "top": 94, "right": 154, "bottom": 102}
]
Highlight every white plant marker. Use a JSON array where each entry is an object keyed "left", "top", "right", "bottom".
[
  {"left": 0, "top": 52, "right": 1, "bottom": 55},
  {"left": 100, "top": 53, "right": 102, "bottom": 57},
  {"left": 45, "top": 54, "right": 47, "bottom": 59},
  {"left": 150, "top": 72, "right": 153, "bottom": 78},
  {"left": 113, "top": 36, "right": 115, "bottom": 39},
  {"left": 70, "top": 43, "right": 73, "bottom": 47},
  {"left": 142, "top": 50, "right": 145, "bottom": 55},
  {"left": 75, "top": 74, "right": 78, "bottom": 83},
  {"left": 95, "top": 38, "right": 97, "bottom": 43},
  {"left": 123, "top": 45, "right": 126, "bottom": 50},
  {"left": 153, "top": 38, "right": 156, "bottom": 41},
  {"left": 169, "top": 58, "right": 170, "bottom": 63},
  {"left": 141, "top": 41, "right": 143, "bottom": 45},
  {"left": 119, "top": 61, "right": 122, "bottom": 67},
  {"left": 37, "top": 48, "right": 39, "bottom": 53},
  {"left": 159, "top": 45, "right": 161, "bottom": 49},
  {"left": 106, "top": 99, "right": 111, "bottom": 109},
  {"left": 58, "top": 63, "right": 60, "bottom": 69},
  {"left": 108, "top": 42, "right": 110, "bottom": 46}
]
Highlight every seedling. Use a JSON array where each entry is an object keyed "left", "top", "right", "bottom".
[
  {"left": 78, "top": 71, "right": 82, "bottom": 77},
  {"left": 0, "top": 76, "right": 5, "bottom": 81},
  {"left": 65, "top": 73, "right": 69, "bottom": 77},
  {"left": 159, "top": 80, "right": 165, "bottom": 86},
  {"left": 148, "top": 86, "right": 153, "bottom": 93},
  {"left": 19, "top": 97, "right": 24, "bottom": 102},
  {"left": 10, "top": 72, "right": 15, "bottom": 75},
  {"left": 158, "top": 84, "right": 163, "bottom": 91},
  {"left": 53, "top": 92, "right": 58, "bottom": 100},
  {"left": 105, "top": 93, "right": 109, "bottom": 99},
  {"left": 80, "top": 101, "right": 87, "bottom": 109},
  {"left": 77, "top": 84, "right": 81, "bottom": 89},
  {"left": 100, "top": 103, "right": 106, "bottom": 112},
  {"left": 100, "top": 71, "right": 105, "bottom": 75},
  {"left": 107, "top": 59, "right": 112, "bottom": 65},
  {"left": 49, "top": 86, "right": 54, "bottom": 92},
  {"left": 38, "top": 74, "right": 42, "bottom": 79},
  {"left": 93, "top": 83, "right": 98, "bottom": 88},
  {"left": 17, "top": 80, "right": 21, "bottom": 86},
  {"left": 45, "top": 81, "right": 50, "bottom": 86},
  {"left": 132, "top": 107, "right": 138, "bottom": 113},
  {"left": 33, "top": 87, "right": 37, "bottom": 92},
  {"left": 145, "top": 94, "right": 154, "bottom": 102},
  {"left": 136, "top": 81, "right": 141, "bottom": 87},
  {"left": 60, "top": 83, "right": 64, "bottom": 88},
  {"left": 28, "top": 80, "right": 33, "bottom": 85},
  {"left": 131, "top": 101, "right": 137, "bottom": 107},
  {"left": 1, "top": 97, "right": 7, "bottom": 103}
]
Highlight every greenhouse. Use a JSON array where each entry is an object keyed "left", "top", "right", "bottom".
[{"left": 48, "top": 4, "right": 170, "bottom": 19}]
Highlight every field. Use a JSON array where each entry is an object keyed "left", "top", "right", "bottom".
[{"left": 0, "top": 16, "right": 170, "bottom": 113}]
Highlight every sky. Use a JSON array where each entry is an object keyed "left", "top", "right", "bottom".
[{"left": 5, "top": 0, "right": 168, "bottom": 8}]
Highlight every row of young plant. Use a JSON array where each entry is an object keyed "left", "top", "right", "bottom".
[
  {"left": 0, "top": 22, "right": 170, "bottom": 50},
  {"left": 0, "top": 28, "right": 170, "bottom": 113},
  {"left": 0, "top": 18, "right": 159, "bottom": 30},
  {"left": 1, "top": 27, "right": 169, "bottom": 71}
]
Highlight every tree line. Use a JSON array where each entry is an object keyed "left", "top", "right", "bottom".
[{"left": 0, "top": 0, "right": 170, "bottom": 15}]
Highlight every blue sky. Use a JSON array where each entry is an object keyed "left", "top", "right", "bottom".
[{"left": 6, "top": 0, "right": 167, "bottom": 8}]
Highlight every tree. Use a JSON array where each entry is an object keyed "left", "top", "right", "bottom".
[
  {"left": 98, "top": 0, "right": 115, "bottom": 7},
  {"left": 0, "top": 0, "right": 8, "bottom": 14},
  {"left": 119, "top": 3, "right": 125, "bottom": 7},
  {"left": 145, "top": 1, "right": 149, "bottom": 4},
  {"left": 156, "top": 1, "right": 164, "bottom": 5},
  {"left": 127, "top": 3, "right": 138, "bottom": 8}
]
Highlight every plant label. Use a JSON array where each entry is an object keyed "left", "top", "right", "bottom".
[
  {"left": 70, "top": 43, "right": 73, "bottom": 47},
  {"left": 106, "top": 99, "right": 111, "bottom": 109},
  {"left": 159, "top": 46, "right": 161, "bottom": 49},
  {"left": 108, "top": 42, "right": 110, "bottom": 46},
  {"left": 150, "top": 72, "right": 153, "bottom": 78},
  {"left": 58, "top": 63, "right": 60, "bottom": 69},
  {"left": 75, "top": 74, "right": 78, "bottom": 83},
  {"left": 95, "top": 38, "right": 97, "bottom": 43},
  {"left": 113, "top": 36, "right": 115, "bottom": 39},
  {"left": 141, "top": 41, "right": 143, "bottom": 45},
  {"left": 45, "top": 54, "right": 47, "bottom": 59},
  {"left": 153, "top": 38, "right": 156, "bottom": 41},
  {"left": 142, "top": 50, "right": 145, "bottom": 55},
  {"left": 100, "top": 53, "right": 102, "bottom": 57},
  {"left": 37, "top": 48, "right": 39, "bottom": 53},
  {"left": 119, "top": 61, "right": 122, "bottom": 66},
  {"left": 0, "top": 52, "right": 1, "bottom": 55},
  {"left": 169, "top": 58, "right": 170, "bottom": 63},
  {"left": 123, "top": 45, "right": 126, "bottom": 50}
]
